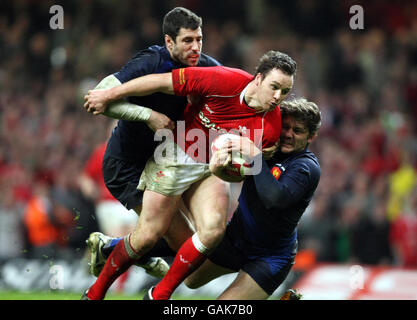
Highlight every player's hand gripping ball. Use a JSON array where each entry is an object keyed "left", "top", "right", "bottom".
[{"left": 210, "top": 134, "right": 253, "bottom": 183}]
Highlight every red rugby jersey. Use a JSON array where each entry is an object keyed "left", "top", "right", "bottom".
[{"left": 171, "top": 66, "right": 281, "bottom": 163}]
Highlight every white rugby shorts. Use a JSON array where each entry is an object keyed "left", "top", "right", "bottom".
[{"left": 137, "top": 140, "right": 211, "bottom": 196}]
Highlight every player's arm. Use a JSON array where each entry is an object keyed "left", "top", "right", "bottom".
[
  {"left": 253, "top": 157, "right": 316, "bottom": 210},
  {"left": 227, "top": 137, "right": 317, "bottom": 210},
  {"left": 211, "top": 136, "right": 272, "bottom": 182},
  {"left": 84, "top": 74, "right": 174, "bottom": 130},
  {"left": 85, "top": 73, "right": 173, "bottom": 111}
]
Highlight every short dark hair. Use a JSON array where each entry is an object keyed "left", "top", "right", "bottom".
[
  {"left": 280, "top": 98, "right": 322, "bottom": 137},
  {"left": 162, "top": 7, "right": 202, "bottom": 41},
  {"left": 255, "top": 51, "right": 297, "bottom": 79}
]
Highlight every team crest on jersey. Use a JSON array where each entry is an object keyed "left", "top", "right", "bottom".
[
  {"left": 271, "top": 164, "right": 285, "bottom": 180},
  {"left": 156, "top": 171, "right": 165, "bottom": 179}
]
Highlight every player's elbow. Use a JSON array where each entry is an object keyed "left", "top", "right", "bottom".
[{"left": 95, "top": 74, "right": 122, "bottom": 90}]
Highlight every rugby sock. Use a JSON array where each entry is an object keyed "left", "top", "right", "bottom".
[
  {"left": 87, "top": 235, "right": 139, "bottom": 300},
  {"left": 152, "top": 233, "right": 208, "bottom": 300},
  {"left": 102, "top": 237, "right": 176, "bottom": 263}
]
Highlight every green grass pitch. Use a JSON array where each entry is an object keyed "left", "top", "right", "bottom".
[{"left": 0, "top": 290, "right": 214, "bottom": 300}]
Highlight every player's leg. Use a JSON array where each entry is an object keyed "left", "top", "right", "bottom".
[
  {"left": 186, "top": 175, "right": 230, "bottom": 248},
  {"left": 86, "top": 203, "right": 193, "bottom": 279},
  {"left": 129, "top": 191, "right": 182, "bottom": 253},
  {"left": 184, "top": 216, "right": 244, "bottom": 290},
  {"left": 185, "top": 262, "right": 270, "bottom": 300},
  {"left": 184, "top": 259, "right": 235, "bottom": 289},
  {"left": 151, "top": 175, "right": 230, "bottom": 299},
  {"left": 162, "top": 200, "right": 196, "bottom": 250},
  {"left": 87, "top": 152, "right": 186, "bottom": 278},
  {"left": 85, "top": 190, "right": 181, "bottom": 300},
  {"left": 217, "top": 270, "right": 269, "bottom": 300},
  {"left": 86, "top": 203, "right": 142, "bottom": 277},
  {"left": 218, "top": 252, "right": 296, "bottom": 300},
  {"left": 88, "top": 153, "right": 146, "bottom": 274}
]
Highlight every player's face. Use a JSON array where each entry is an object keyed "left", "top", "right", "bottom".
[
  {"left": 167, "top": 27, "right": 202, "bottom": 66},
  {"left": 279, "top": 115, "right": 313, "bottom": 154},
  {"left": 255, "top": 68, "right": 293, "bottom": 112}
]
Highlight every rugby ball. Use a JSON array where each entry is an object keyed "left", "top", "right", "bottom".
[{"left": 210, "top": 134, "right": 252, "bottom": 183}]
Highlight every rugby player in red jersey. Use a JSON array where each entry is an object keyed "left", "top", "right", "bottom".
[
  {"left": 83, "top": 51, "right": 296, "bottom": 300},
  {"left": 80, "top": 7, "right": 221, "bottom": 284}
]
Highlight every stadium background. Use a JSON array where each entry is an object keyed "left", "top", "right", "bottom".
[{"left": 0, "top": 0, "right": 416, "bottom": 299}]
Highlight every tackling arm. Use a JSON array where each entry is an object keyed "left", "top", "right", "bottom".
[
  {"left": 85, "top": 74, "right": 175, "bottom": 130},
  {"left": 102, "top": 72, "right": 173, "bottom": 101},
  {"left": 86, "top": 75, "right": 152, "bottom": 121}
]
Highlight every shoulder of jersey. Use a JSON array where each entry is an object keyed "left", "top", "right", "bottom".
[
  {"left": 219, "top": 66, "right": 252, "bottom": 78},
  {"left": 199, "top": 53, "right": 222, "bottom": 66}
]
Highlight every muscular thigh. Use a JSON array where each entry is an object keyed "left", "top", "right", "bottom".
[
  {"left": 163, "top": 201, "right": 196, "bottom": 251},
  {"left": 138, "top": 190, "right": 181, "bottom": 229},
  {"left": 183, "top": 175, "right": 230, "bottom": 233},
  {"left": 130, "top": 190, "right": 181, "bottom": 248}
]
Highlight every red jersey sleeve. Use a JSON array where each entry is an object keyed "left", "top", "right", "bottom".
[{"left": 172, "top": 66, "right": 252, "bottom": 97}]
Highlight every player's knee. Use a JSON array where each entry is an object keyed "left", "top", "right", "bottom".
[{"left": 198, "top": 224, "right": 226, "bottom": 249}]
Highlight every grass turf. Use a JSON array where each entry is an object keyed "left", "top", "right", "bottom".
[{"left": 0, "top": 290, "right": 214, "bottom": 300}]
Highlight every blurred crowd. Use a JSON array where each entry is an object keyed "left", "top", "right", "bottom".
[{"left": 0, "top": 0, "right": 416, "bottom": 269}]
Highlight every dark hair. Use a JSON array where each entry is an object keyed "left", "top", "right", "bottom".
[
  {"left": 280, "top": 98, "right": 322, "bottom": 137},
  {"left": 162, "top": 7, "right": 202, "bottom": 40},
  {"left": 255, "top": 51, "right": 297, "bottom": 79}
]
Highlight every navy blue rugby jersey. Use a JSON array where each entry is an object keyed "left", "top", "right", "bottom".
[
  {"left": 106, "top": 45, "right": 221, "bottom": 161},
  {"left": 231, "top": 148, "right": 321, "bottom": 252}
]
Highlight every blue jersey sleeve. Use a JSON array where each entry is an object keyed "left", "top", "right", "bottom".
[{"left": 253, "top": 153, "right": 320, "bottom": 211}]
